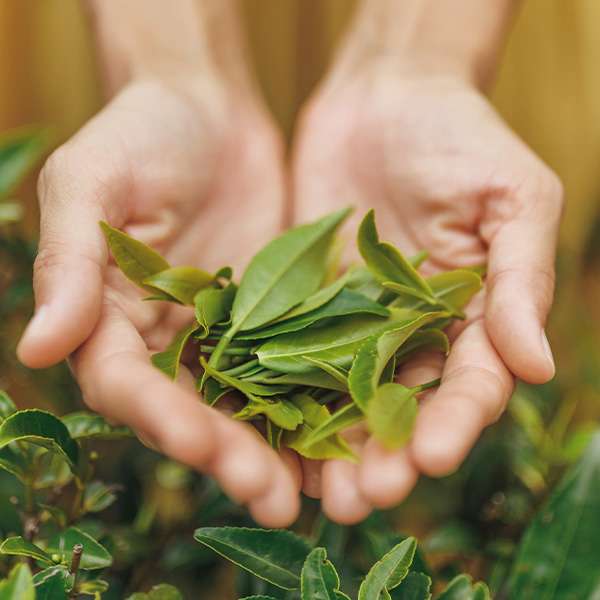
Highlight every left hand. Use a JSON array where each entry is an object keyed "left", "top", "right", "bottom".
[{"left": 291, "top": 69, "right": 563, "bottom": 523}]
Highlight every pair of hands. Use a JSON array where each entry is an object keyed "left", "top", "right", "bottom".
[{"left": 17, "top": 62, "right": 562, "bottom": 527}]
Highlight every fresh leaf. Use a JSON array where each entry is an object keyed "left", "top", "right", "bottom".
[
  {"left": 234, "top": 397, "right": 304, "bottom": 431},
  {"left": 394, "top": 329, "right": 449, "bottom": 364},
  {"left": 426, "top": 270, "right": 482, "bottom": 312},
  {"left": 46, "top": 526, "right": 113, "bottom": 570},
  {"left": 229, "top": 207, "right": 351, "bottom": 334},
  {"left": 126, "top": 585, "right": 184, "bottom": 599},
  {"left": 0, "top": 445, "right": 28, "bottom": 481},
  {"left": 345, "top": 266, "right": 389, "bottom": 302},
  {"left": 0, "top": 410, "right": 79, "bottom": 474},
  {"left": 282, "top": 395, "right": 357, "bottom": 462},
  {"left": 266, "top": 421, "right": 283, "bottom": 451},
  {"left": 78, "top": 579, "right": 109, "bottom": 594},
  {"left": 195, "top": 283, "right": 236, "bottom": 338},
  {"left": 236, "top": 288, "right": 389, "bottom": 340},
  {"left": 83, "top": 480, "right": 118, "bottom": 513},
  {"left": 303, "top": 402, "right": 363, "bottom": 447},
  {"left": 505, "top": 429, "right": 600, "bottom": 600},
  {"left": 0, "top": 563, "right": 35, "bottom": 600},
  {"left": 143, "top": 266, "right": 215, "bottom": 305},
  {"left": 357, "top": 210, "right": 434, "bottom": 302},
  {"left": 100, "top": 221, "right": 170, "bottom": 294},
  {"left": 0, "top": 537, "right": 55, "bottom": 566},
  {"left": 391, "top": 572, "right": 432, "bottom": 600},
  {"left": 301, "top": 547, "right": 349, "bottom": 600},
  {"left": 358, "top": 537, "right": 417, "bottom": 600},
  {"left": 0, "top": 390, "right": 17, "bottom": 423},
  {"left": 437, "top": 575, "right": 490, "bottom": 600},
  {"left": 303, "top": 357, "right": 349, "bottom": 387},
  {"left": 348, "top": 312, "right": 447, "bottom": 410},
  {"left": 256, "top": 371, "right": 348, "bottom": 393},
  {"left": 61, "top": 412, "right": 134, "bottom": 439},
  {"left": 194, "top": 526, "right": 312, "bottom": 590},
  {"left": 32, "top": 566, "right": 71, "bottom": 600},
  {"left": 202, "top": 378, "right": 233, "bottom": 406},
  {"left": 365, "top": 384, "right": 418, "bottom": 449},
  {"left": 151, "top": 321, "right": 198, "bottom": 380}
]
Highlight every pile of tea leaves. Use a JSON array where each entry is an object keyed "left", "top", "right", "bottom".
[{"left": 101, "top": 209, "right": 482, "bottom": 461}]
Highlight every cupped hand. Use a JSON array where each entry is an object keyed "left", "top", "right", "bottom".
[
  {"left": 292, "top": 71, "right": 563, "bottom": 523},
  {"left": 17, "top": 78, "right": 301, "bottom": 526}
]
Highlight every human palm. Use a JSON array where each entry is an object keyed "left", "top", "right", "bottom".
[{"left": 293, "top": 74, "right": 563, "bottom": 522}]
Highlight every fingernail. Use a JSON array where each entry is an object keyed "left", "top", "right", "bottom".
[
  {"left": 541, "top": 329, "right": 555, "bottom": 377},
  {"left": 19, "top": 305, "right": 49, "bottom": 346}
]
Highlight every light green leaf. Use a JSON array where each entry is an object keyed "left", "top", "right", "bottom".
[
  {"left": 195, "top": 283, "right": 236, "bottom": 338},
  {"left": 437, "top": 575, "right": 490, "bottom": 600},
  {"left": 126, "top": 584, "right": 184, "bottom": 600},
  {"left": 100, "top": 221, "right": 171, "bottom": 294},
  {"left": 0, "top": 537, "right": 55, "bottom": 566},
  {"left": 194, "top": 526, "right": 312, "bottom": 590},
  {"left": 234, "top": 397, "right": 304, "bottom": 431},
  {"left": 266, "top": 421, "right": 283, "bottom": 451},
  {"left": 230, "top": 207, "right": 351, "bottom": 333},
  {"left": 0, "top": 563, "right": 35, "bottom": 600},
  {"left": 393, "top": 572, "right": 432, "bottom": 600},
  {"left": 301, "top": 547, "right": 345, "bottom": 600},
  {"left": 256, "top": 371, "right": 348, "bottom": 393},
  {"left": 357, "top": 210, "right": 434, "bottom": 301},
  {"left": 394, "top": 329, "right": 449, "bottom": 364},
  {"left": 32, "top": 566, "right": 70, "bottom": 600},
  {"left": 0, "top": 410, "right": 79, "bottom": 474},
  {"left": 83, "top": 480, "right": 118, "bottom": 513},
  {"left": 236, "top": 288, "right": 389, "bottom": 340},
  {"left": 505, "top": 429, "right": 600, "bottom": 600},
  {"left": 345, "top": 266, "right": 388, "bottom": 302},
  {"left": 282, "top": 395, "right": 357, "bottom": 462},
  {"left": 151, "top": 321, "right": 198, "bottom": 380},
  {"left": 201, "top": 377, "right": 233, "bottom": 406},
  {"left": 426, "top": 270, "right": 482, "bottom": 312},
  {"left": 348, "top": 312, "right": 447, "bottom": 410},
  {"left": 0, "top": 391, "right": 17, "bottom": 423},
  {"left": 46, "top": 526, "right": 113, "bottom": 570},
  {"left": 61, "top": 412, "right": 134, "bottom": 439},
  {"left": 303, "top": 357, "right": 349, "bottom": 387},
  {"left": 302, "top": 402, "right": 364, "bottom": 447},
  {"left": 143, "top": 266, "right": 215, "bottom": 305},
  {"left": 78, "top": 579, "right": 109, "bottom": 594},
  {"left": 366, "top": 384, "right": 418, "bottom": 449},
  {"left": 358, "top": 537, "right": 417, "bottom": 600}
]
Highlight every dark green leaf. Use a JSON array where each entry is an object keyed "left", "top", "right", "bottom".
[
  {"left": 348, "top": 312, "right": 447, "bottom": 410},
  {"left": 230, "top": 207, "right": 351, "bottom": 333},
  {"left": 0, "top": 410, "right": 79, "bottom": 473},
  {"left": 0, "top": 390, "right": 17, "bottom": 423},
  {"left": 202, "top": 378, "right": 232, "bottom": 406},
  {"left": 195, "top": 283, "right": 236, "bottom": 338},
  {"left": 282, "top": 395, "right": 357, "bottom": 462},
  {"left": 391, "top": 573, "right": 432, "bottom": 600},
  {"left": 505, "top": 429, "right": 600, "bottom": 600},
  {"left": 0, "top": 445, "right": 28, "bottom": 481},
  {"left": 144, "top": 266, "right": 215, "bottom": 305},
  {"left": 358, "top": 537, "right": 417, "bottom": 600},
  {"left": 46, "top": 526, "right": 113, "bottom": 570},
  {"left": 301, "top": 547, "right": 345, "bottom": 600},
  {"left": 126, "top": 585, "right": 184, "bottom": 600},
  {"left": 0, "top": 537, "right": 55, "bottom": 566},
  {"left": 366, "top": 384, "right": 418, "bottom": 449},
  {"left": 32, "top": 566, "right": 70, "bottom": 600},
  {"left": 303, "top": 403, "right": 364, "bottom": 447},
  {"left": 234, "top": 397, "right": 304, "bottom": 431},
  {"left": 357, "top": 210, "right": 434, "bottom": 301},
  {"left": 0, "top": 563, "right": 35, "bottom": 600},
  {"left": 100, "top": 221, "right": 170, "bottom": 294},
  {"left": 151, "top": 321, "right": 198, "bottom": 380},
  {"left": 61, "top": 412, "right": 134, "bottom": 439},
  {"left": 194, "top": 526, "right": 312, "bottom": 590},
  {"left": 0, "top": 127, "right": 48, "bottom": 198},
  {"left": 83, "top": 480, "right": 118, "bottom": 513},
  {"left": 237, "top": 288, "right": 389, "bottom": 340}
]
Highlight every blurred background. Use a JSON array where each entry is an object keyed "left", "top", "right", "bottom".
[{"left": 1, "top": 1, "right": 599, "bottom": 597}]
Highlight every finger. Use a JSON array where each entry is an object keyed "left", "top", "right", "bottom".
[
  {"left": 409, "top": 319, "right": 514, "bottom": 477},
  {"left": 320, "top": 426, "right": 371, "bottom": 525},
  {"left": 71, "top": 302, "right": 300, "bottom": 527},
  {"left": 17, "top": 143, "right": 127, "bottom": 368},
  {"left": 483, "top": 178, "right": 563, "bottom": 384},
  {"left": 298, "top": 456, "right": 323, "bottom": 499}
]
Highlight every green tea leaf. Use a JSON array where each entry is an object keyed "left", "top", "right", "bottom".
[
  {"left": 0, "top": 410, "right": 79, "bottom": 474},
  {"left": 505, "top": 429, "right": 600, "bottom": 600},
  {"left": 126, "top": 585, "right": 184, "bottom": 600},
  {"left": 345, "top": 266, "right": 389, "bottom": 302},
  {"left": 0, "top": 563, "right": 35, "bottom": 600},
  {"left": 392, "top": 572, "right": 432, "bottom": 600},
  {"left": 266, "top": 421, "right": 283, "bottom": 451},
  {"left": 144, "top": 266, "right": 215, "bottom": 305},
  {"left": 61, "top": 412, "right": 134, "bottom": 439},
  {"left": 83, "top": 480, "right": 118, "bottom": 513},
  {"left": 366, "top": 384, "right": 418, "bottom": 449},
  {"left": 0, "top": 537, "right": 55, "bottom": 566},
  {"left": 256, "top": 371, "right": 348, "bottom": 393},
  {"left": 194, "top": 526, "right": 312, "bottom": 590},
  {"left": 230, "top": 207, "right": 351, "bottom": 333},
  {"left": 426, "top": 270, "right": 482, "bottom": 312},
  {"left": 0, "top": 390, "right": 17, "bottom": 423},
  {"left": 301, "top": 547, "right": 346, "bottom": 600},
  {"left": 195, "top": 283, "right": 236, "bottom": 338},
  {"left": 303, "top": 402, "right": 364, "bottom": 447},
  {"left": 358, "top": 537, "right": 417, "bottom": 600},
  {"left": 0, "top": 127, "right": 48, "bottom": 198},
  {"left": 78, "top": 579, "right": 109, "bottom": 594},
  {"left": 282, "top": 395, "right": 357, "bottom": 462},
  {"left": 0, "top": 445, "right": 28, "bottom": 481},
  {"left": 234, "top": 397, "right": 304, "bottom": 431},
  {"left": 357, "top": 210, "right": 434, "bottom": 302},
  {"left": 394, "top": 329, "right": 449, "bottom": 364},
  {"left": 32, "top": 566, "right": 71, "bottom": 600},
  {"left": 348, "top": 312, "right": 447, "bottom": 410},
  {"left": 46, "top": 526, "right": 113, "bottom": 570},
  {"left": 202, "top": 378, "right": 232, "bottom": 406},
  {"left": 256, "top": 311, "right": 409, "bottom": 375},
  {"left": 151, "top": 321, "right": 198, "bottom": 380},
  {"left": 437, "top": 575, "right": 490, "bottom": 600},
  {"left": 237, "top": 288, "right": 389, "bottom": 340},
  {"left": 100, "top": 221, "right": 171, "bottom": 294},
  {"left": 303, "top": 357, "right": 349, "bottom": 386}
]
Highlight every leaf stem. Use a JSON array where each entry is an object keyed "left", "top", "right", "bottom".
[
  {"left": 200, "top": 345, "right": 253, "bottom": 356},
  {"left": 219, "top": 358, "right": 260, "bottom": 378},
  {"left": 410, "top": 378, "right": 441, "bottom": 394},
  {"left": 68, "top": 543, "right": 83, "bottom": 598}
]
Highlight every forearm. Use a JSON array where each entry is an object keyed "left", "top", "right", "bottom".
[
  {"left": 85, "top": 0, "right": 255, "bottom": 96},
  {"left": 334, "top": 0, "right": 521, "bottom": 89}
]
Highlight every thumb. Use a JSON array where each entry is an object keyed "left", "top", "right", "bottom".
[
  {"left": 17, "top": 146, "right": 116, "bottom": 368},
  {"left": 484, "top": 176, "right": 563, "bottom": 384}
]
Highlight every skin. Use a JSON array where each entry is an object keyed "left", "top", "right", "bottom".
[{"left": 17, "top": 0, "right": 563, "bottom": 525}]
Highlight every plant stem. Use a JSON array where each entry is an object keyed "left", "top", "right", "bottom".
[
  {"left": 410, "top": 378, "right": 442, "bottom": 394},
  {"left": 220, "top": 358, "right": 260, "bottom": 378},
  {"left": 200, "top": 345, "right": 253, "bottom": 356},
  {"left": 68, "top": 543, "right": 83, "bottom": 598}
]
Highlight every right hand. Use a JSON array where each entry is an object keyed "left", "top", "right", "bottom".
[{"left": 17, "top": 76, "right": 302, "bottom": 527}]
